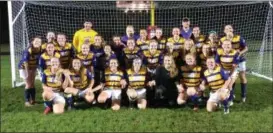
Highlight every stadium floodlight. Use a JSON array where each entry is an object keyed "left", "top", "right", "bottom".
[{"left": 8, "top": 1, "right": 272, "bottom": 87}]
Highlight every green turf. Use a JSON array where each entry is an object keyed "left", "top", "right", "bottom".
[{"left": 1, "top": 55, "right": 272, "bottom": 132}]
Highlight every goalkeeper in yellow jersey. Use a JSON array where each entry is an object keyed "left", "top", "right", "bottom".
[{"left": 73, "top": 20, "right": 98, "bottom": 53}]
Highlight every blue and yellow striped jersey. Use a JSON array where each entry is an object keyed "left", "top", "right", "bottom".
[
  {"left": 203, "top": 66, "right": 229, "bottom": 91},
  {"left": 102, "top": 68, "right": 125, "bottom": 89},
  {"left": 56, "top": 43, "right": 74, "bottom": 69},
  {"left": 69, "top": 68, "right": 93, "bottom": 90},
  {"left": 142, "top": 50, "right": 163, "bottom": 70},
  {"left": 42, "top": 68, "right": 64, "bottom": 91},
  {"left": 215, "top": 48, "right": 239, "bottom": 71},
  {"left": 180, "top": 65, "right": 202, "bottom": 88},
  {"left": 76, "top": 52, "right": 95, "bottom": 70},
  {"left": 18, "top": 46, "right": 42, "bottom": 69},
  {"left": 167, "top": 37, "right": 185, "bottom": 50},
  {"left": 39, "top": 52, "right": 61, "bottom": 71},
  {"left": 127, "top": 67, "right": 147, "bottom": 89},
  {"left": 136, "top": 39, "right": 150, "bottom": 52}
]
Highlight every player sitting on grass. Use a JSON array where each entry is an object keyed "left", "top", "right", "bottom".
[
  {"left": 42, "top": 57, "right": 66, "bottom": 115},
  {"left": 126, "top": 58, "right": 149, "bottom": 109},
  {"left": 97, "top": 58, "right": 127, "bottom": 111},
  {"left": 216, "top": 39, "right": 239, "bottom": 106},
  {"left": 64, "top": 58, "right": 103, "bottom": 109},
  {"left": 18, "top": 37, "right": 42, "bottom": 107},
  {"left": 177, "top": 53, "right": 203, "bottom": 111},
  {"left": 201, "top": 57, "right": 231, "bottom": 114}
]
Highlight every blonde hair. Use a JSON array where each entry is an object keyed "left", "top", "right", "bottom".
[
  {"left": 182, "top": 39, "right": 196, "bottom": 58},
  {"left": 164, "top": 54, "right": 178, "bottom": 78}
]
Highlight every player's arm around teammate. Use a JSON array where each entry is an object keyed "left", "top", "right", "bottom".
[
  {"left": 97, "top": 58, "right": 127, "bottom": 111},
  {"left": 18, "top": 37, "right": 42, "bottom": 106}
]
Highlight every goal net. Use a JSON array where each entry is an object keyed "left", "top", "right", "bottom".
[{"left": 8, "top": 1, "right": 272, "bottom": 87}]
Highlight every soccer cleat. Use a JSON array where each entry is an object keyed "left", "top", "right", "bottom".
[
  {"left": 228, "top": 101, "right": 234, "bottom": 106},
  {"left": 25, "top": 102, "right": 33, "bottom": 107},
  {"left": 242, "top": 97, "right": 246, "bottom": 103},
  {"left": 193, "top": 105, "right": 199, "bottom": 111},
  {"left": 43, "top": 107, "right": 51, "bottom": 115},
  {"left": 224, "top": 108, "right": 230, "bottom": 115}
]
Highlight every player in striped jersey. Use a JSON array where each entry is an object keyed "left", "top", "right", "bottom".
[
  {"left": 136, "top": 29, "right": 150, "bottom": 52},
  {"left": 177, "top": 53, "right": 203, "bottom": 111},
  {"left": 167, "top": 27, "right": 185, "bottom": 51},
  {"left": 190, "top": 26, "right": 206, "bottom": 53},
  {"left": 56, "top": 33, "right": 74, "bottom": 69},
  {"left": 165, "top": 42, "right": 181, "bottom": 67},
  {"left": 122, "top": 38, "right": 142, "bottom": 69},
  {"left": 205, "top": 31, "right": 221, "bottom": 55},
  {"left": 18, "top": 37, "right": 42, "bottom": 106},
  {"left": 41, "top": 31, "right": 57, "bottom": 52},
  {"left": 152, "top": 28, "right": 167, "bottom": 52},
  {"left": 42, "top": 57, "right": 66, "bottom": 115},
  {"left": 121, "top": 25, "right": 140, "bottom": 44},
  {"left": 126, "top": 58, "right": 149, "bottom": 109},
  {"left": 216, "top": 40, "right": 239, "bottom": 105},
  {"left": 142, "top": 40, "right": 163, "bottom": 77},
  {"left": 64, "top": 59, "right": 103, "bottom": 109},
  {"left": 75, "top": 43, "right": 95, "bottom": 72},
  {"left": 221, "top": 25, "right": 248, "bottom": 102},
  {"left": 201, "top": 57, "right": 231, "bottom": 114},
  {"left": 180, "top": 39, "right": 196, "bottom": 66},
  {"left": 98, "top": 58, "right": 127, "bottom": 111},
  {"left": 39, "top": 43, "right": 60, "bottom": 73},
  {"left": 197, "top": 44, "right": 214, "bottom": 70}
]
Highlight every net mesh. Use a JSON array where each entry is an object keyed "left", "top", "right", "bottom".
[{"left": 10, "top": 1, "right": 272, "bottom": 87}]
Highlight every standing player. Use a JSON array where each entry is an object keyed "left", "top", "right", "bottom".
[
  {"left": 56, "top": 33, "right": 74, "bottom": 69},
  {"left": 73, "top": 20, "right": 98, "bottom": 53},
  {"left": 97, "top": 58, "right": 127, "bottom": 111},
  {"left": 18, "top": 37, "right": 42, "bottom": 106},
  {"left": 180, "top": 17, "right": 192, "bottom": 39},
  {"left": 75, "top": 43, "right": 96, "bottom": 72},
  {"left": 121, "top": 25, "right": 140, "bottom": 44},
  {"left": 201, "top": 57, "right": 231, "bottom": 114},
  {"left": 168, "top": 27, "right": 185, "bottom": 51},
  {"left": 216, "top": 40, "right": 239, "bottom": 105},
  {"left": 126, "top": 58, "right": 149, "bottom": 109},
  {"left": 152, "top": 28, "right": 167, "bottom": 53},
  {"left": 136, "top": 29, "right": 150, "bottom": 52},
  {"left": 221, "top": 25, "right": 248, "bottom": 102},
  {"left": 177, "top": 54, "right": 203, "bottom": 111},
  {"left": 41, "top": 31, "right": 57, "bottom": 52},
  {"left": 205, "top": 31, "right": 220, "bottom": 55},
  {"left": 190, "top": 26, "right": 206, "bottom": 53},
  {"left": 42, "top": 57, "right": 66, "bottom": 115},
  {"left": 122, "top": 39, "right": 142, "bottom": 69},
  {"left": 39, "top": 43, "right": 60, "bottom": 73}
]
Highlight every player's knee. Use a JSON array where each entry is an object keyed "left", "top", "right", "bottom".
[
  {"left": 85, "top": 95, "right": 94, "bottom": 103},
  {"left": 137, "top": 99, "right": 147, "bottom": 109},
  {"left": 111, "top": 105, "right": 120, "bottom": 111},
  {"left": 177, "top": 98, "right": 186, "bottom": 105},
  {"left": 186, "top": 87, "right": 196, "bottom": 96},
  {"left": 97, "top": 95, "right": 107, "bottom": 103}
]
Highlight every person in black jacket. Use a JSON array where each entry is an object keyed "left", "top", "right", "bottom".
[{"left": 148, "top": 54, "right": 181, "bottom": 107}]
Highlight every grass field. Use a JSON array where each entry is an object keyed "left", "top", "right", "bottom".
[{"left": 1, "top": 54, "right": 272, "bottom": 132}]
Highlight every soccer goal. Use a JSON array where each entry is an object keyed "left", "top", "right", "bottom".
[{"left": 8, "top": 1, "right": 273, "bottom": 87}]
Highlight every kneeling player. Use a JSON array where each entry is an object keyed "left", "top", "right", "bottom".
[
  {"left": 97, "top": 58, "right": 127, "bottom": 111},
  {"left": 126, "top": 58, "right": 148, "bottom": 109},
  {"left": 177, "top": 54, "right": 203, "bottom": 111},
  {"left": 42, "top": 57, "right": 66, "bottom": 115},
  {"left": 201, "top": 57, "right": 231, "bottom": 114},
  {"left": 64, "top": 59, "right": 103, "bottom": 109}
]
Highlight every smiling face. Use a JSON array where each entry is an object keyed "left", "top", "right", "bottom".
[
  {"left": 50, "top": 57, "right": 60, "bottom": 69},
  {"left": 84, "top": 21, "right": 92, "bottom": 30},
  {"left": 81, "top": 44, "right": 90, "bottom": 55},
  {"left": 209, "top": 32, "right": 217, "bottom": 41},
  {"left": 32, "top": 38, "right": 42, "bottom": 48},
  {"left": 185, "top": 54, "right": 195, "bottom": 66},
  {"left": 166, "top": 42, "right": 174, "bottom": 52},
  {"left": 109, "top": 59, "right": 118, "bottom": 71},
  {"left": 46, "top": 43, "right": 55, "bottom": 55},
  {"left": 94, "top": 36, "right": 102, "bottom": 46},
  {"left": 57, "top": 34, "right": 66, "bottom": 46},
  {"left": 126, "top": 26, "right": 134, "bottom": 37},
  {"left": 192, "top": 27, "right": 200, "bottom": 37},
  {"left": 113, "top": 37, "right": 121, "bottom": 45},
  {"left": 202, "top": 44, "right": 211, "bottom": 55},
  {"left": 182, "top": 21, "right": 190, "bottom": 28},
  {"left": 172, "top": 28, "right": 180, "bottom": 37},
  {"left": 72, "top": 59, "right": 81, "bottom": 71},
  {"left": 206, "top": 58, "right": 216, "bottom": 70},
  {"left": 155, "top": 28, "right": 162, "bottom": 38},
  {"left": 149, "top": 41, "right": 158, "bottom": 54},
  {"left": 104, "top": 45, "right": 112, "bottom": 55},
  {"left": 46, "top": 32, "right": 55, "bottom": 42},
  {"left": 184, "top": 39, "right": 193, "bottom": 50},
  {"left": 140, "top": 29, "right": 147, "bottom": 39},
  {"left": 222, "top": 40, "right": 232, "bottom": 53},
  {"left": 224, "top": 25, "right": 234, "bottom": 34},
  {"left": 127, "top": 39, "right": 135, "bottom": 50}
]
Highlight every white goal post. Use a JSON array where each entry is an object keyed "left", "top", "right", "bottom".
[{"left": 8, "top": 1, "right": 273, "bottom": 88}]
